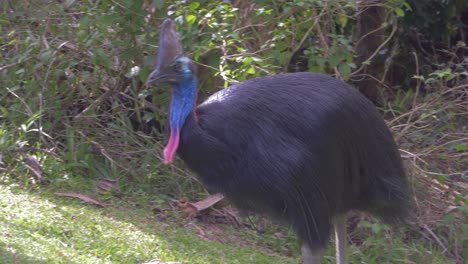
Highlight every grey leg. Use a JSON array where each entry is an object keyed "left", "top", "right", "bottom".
[
  {"left": 301, "top": 243, "right": 324, "bottom": 264},
  {"left": 334, "top": 214, "right": 348, "bottom": 264}
]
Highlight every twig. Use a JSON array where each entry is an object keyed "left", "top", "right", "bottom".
[
  {"left": 395, "top": 52, "right": 422, "bottom": 141},
  {"left": 406, "top": 156, "right": 465, "bottom": 177},
  {"left": 0, "top": 61, "right": 27, "bottom": 71},
  {"left": 7, "top": 147, "right": 56, "bottom": 156},
  {"left": 6, "top": 88, "right": 33, "bottom": 117},
  {"left": 74, "top": 87, "right": 115, "bottom": 119},
  {"left": 423, "top": 224, "right": 448, "bottom": 254},
  {"left": 283, "top": 2, "right": 328, "bottom": 72},
  {"left": 399, "top": 149, "right": 428, "bottom": 165},
  {"left": 419, "top": 137, "right": 468, "bottom": 156},
  {"left": 351, "top": 14, "right": 398, "bottom": 77},
  {"left": 354, "top": 21, "right": 387, "bottom": 49}
]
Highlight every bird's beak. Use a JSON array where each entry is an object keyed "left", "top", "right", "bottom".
[{"left": 145, "top": 68, "right": 162, "bottom": 86}]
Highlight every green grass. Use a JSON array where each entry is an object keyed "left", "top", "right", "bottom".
[
  {"left": 0, "top": 183, "right": 298, "bottom": 264},
  {"left": 0, "top": 179, "right": 456, "bottom": 264}
]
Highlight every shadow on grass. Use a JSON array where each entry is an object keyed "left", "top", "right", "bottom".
[{"left": 0, "top": 243, "right": 49, "bottom": 264}]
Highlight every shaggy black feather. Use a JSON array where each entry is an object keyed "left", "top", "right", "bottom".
[{"left": 177, "top": 72, "right": 410, "bottom": 249}]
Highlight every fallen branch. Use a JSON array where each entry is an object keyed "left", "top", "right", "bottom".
[{"left": 55, "top": 192, "right": 106, "bottom": 207}]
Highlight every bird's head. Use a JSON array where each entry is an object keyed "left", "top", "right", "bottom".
[
  {"left": 146, "top": 56, "right": 196, "bottom": 86},
  {"left": 146, "top": 19, "right": 198, "bottom": 165},
  {"left": 146, "top": 19, "right": 196, "bottom": 86},
  {"left": 146, "top": 18, "right": 196, "bottom": 86}
]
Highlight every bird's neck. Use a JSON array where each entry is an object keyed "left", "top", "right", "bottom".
[{"left": 164, "top": 77, "right": 197, "bottom": 164}]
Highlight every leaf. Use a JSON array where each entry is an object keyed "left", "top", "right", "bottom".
[
  {"left": 338, "top": 63, "right": 351, "bottom": 80},
  {"left": 120, "top": 47, "right": 138, "bottom": 61},
  {"left": 462, "top": 224, "right": 468, "bottom": 239},
  {"left": 97, "top": 178, "right": 120, "bottom": 193},
  {"left": 337, "top": 13, "right": 348, "bottom": 28},
  {"left": 55, "top": 192, "right": 106, "bottom": 207},
  {"left": 153, "top": 0, "right": 165, "bottom": 9},
  {"left": 403, "top": 2, "right": 413, "bottom": 11},
  {"left": 180, "top": 193, "right": 224, "bottom": 217},
  {"left": 328, "top": 51, "right": 342, "bottom": 68},
  {"left": 246, "top": 67, "right": 256, "bottom": 75},
  {"left": 443, "top": 206, "right": 459, "bottom": 215},
  {"left": 395, "top": 8, "right": 405, "bottom": 17},
  {"left": 188, "top": 1, "right": 200, "bottom": 11},
  {"left": 186, "top": 14, "right": 197, "bottom": 26},
  {"left": 39, "top": 50, "right": 55, "bottom": 62},
  {"left": 91, "top": 48, "right": 112, "bottom": 69},
  {"left": 99, "top": 15, "right": 117, "bottom": 26},
  {"left": 454, "top": 144, "right": 468, "bottom": 151}
]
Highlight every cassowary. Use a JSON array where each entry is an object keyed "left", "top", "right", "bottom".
[{"left": 146, "top": 19, "right": 410, "bottom": 264}]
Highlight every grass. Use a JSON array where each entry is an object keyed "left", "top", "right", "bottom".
[
  {"left": 0, "top": 182, "right": 298, "bottom": 264},
  {"left": 0, "top": 175, "right": 458, "bottom": 264}
]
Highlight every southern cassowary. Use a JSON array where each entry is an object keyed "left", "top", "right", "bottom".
[{"left": 146, "top": 19, "right": 410, "bottom": 264}]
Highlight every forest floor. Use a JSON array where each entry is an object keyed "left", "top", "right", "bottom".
[{"left": 0, "top": 169, "right": 463, "bottom": 264}]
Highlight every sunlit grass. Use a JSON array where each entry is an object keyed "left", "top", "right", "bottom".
[
  {"left": 1, "top": 181, "right": 454, "bottom": 264},
  {"left": 1, "top": 185, "right": 158, "bottom": 263},
  {"left": 0, "top": 184, "right": 298, "bottom": 264}
]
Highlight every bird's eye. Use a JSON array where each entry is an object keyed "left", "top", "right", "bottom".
[{"left": 173, "top": 62, "right": 181, "bottom": 72}]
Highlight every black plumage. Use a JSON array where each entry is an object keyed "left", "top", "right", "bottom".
[
  {"left": 178, "top": 72, "right": 409, "bottom": 248},
  {"left": 146, "top": 19, "right": 410, "bottom": 264}
]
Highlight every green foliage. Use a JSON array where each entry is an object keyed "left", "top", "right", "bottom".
[
  {"left": 1, "top": 0, "right": 397, "bottom": 191},
  {"left": 159, "top": 0, "right": 369, "bottom": 85},
  {"left": 402, "top": 0, "right": 468, "bottom": 43}
]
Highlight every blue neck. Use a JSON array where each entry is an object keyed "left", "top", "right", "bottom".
[{"left": 169, "top": 76, "right": 197, "bottom": 131}]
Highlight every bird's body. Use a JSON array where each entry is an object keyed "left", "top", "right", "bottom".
[
  {"left": 147, "top": 19, "right": 410, "bottom": 263},
  {"left": 178, "top": 72, "right": 408, "bottom": 249}
]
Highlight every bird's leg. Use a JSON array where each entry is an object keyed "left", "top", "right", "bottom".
[
  {"left": 335, "top": 214, "right": 348, "bottom": 264},
  {"left": 301, "top": 243, "right": 324, "bottom": 264}
]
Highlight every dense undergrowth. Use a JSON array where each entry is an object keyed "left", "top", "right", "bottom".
[{"left": 1, "top": 0, "right": 467, "bottom": 263}]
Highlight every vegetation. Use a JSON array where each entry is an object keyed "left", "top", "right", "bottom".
[{"left": 1, "top": 0, "right": 466, "bottom": 263}]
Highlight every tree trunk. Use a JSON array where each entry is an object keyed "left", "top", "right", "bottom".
[{"left": 354, "top": 0, "right": 388, "bottom": 106}]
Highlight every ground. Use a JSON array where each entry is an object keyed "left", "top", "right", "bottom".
[{"left": 0, "top": 173, "right": 462, "bottom": 264}]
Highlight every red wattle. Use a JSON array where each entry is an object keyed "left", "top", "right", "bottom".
[{"left": 163, "top": 126, "right": 180, "bottom": 164}]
